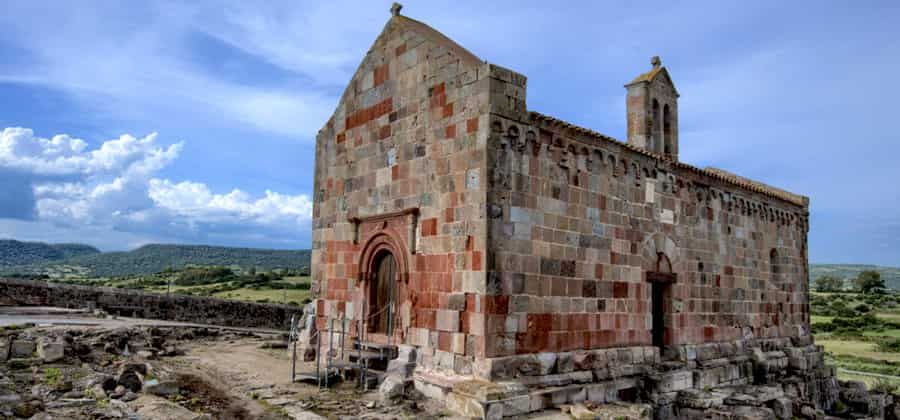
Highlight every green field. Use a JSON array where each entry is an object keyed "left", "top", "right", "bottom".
[
  {"left": 812, "top": 292, "right": 900, "bottom": 384},
  {"left": 53, "top": 270, "right": 312, "bottom": 307}
]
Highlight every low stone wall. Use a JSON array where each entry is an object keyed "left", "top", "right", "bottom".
[
  {"left": 0, "top": 278, "right": 300, "bottom": 330},
  {"left": 412, "top": 334, "right": 861, "bottom": 418}
]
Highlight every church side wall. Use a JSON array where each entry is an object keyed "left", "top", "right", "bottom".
[{"left": 482, "top": 114, "right": 810, "bottom": 362}]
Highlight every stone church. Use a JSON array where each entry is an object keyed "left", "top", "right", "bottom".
[{"left": 309, "top": 4, "right": 846, "bottom": 419}]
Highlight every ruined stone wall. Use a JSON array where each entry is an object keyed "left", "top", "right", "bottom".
[
  {"left": 0, "top": 278, "right": 299, "bottom": 329},
  {"left": 310, "top": 16, "right": 494, "bottom": 372},
  {"left": 483, "top": 106, "right": 810, "bottom": 359}
]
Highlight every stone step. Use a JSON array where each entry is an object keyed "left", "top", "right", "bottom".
[{"left": 353, "top": 340, "right": 398, "bottom": 360}]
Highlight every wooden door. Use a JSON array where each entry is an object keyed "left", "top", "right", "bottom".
[{"left": 372, "top": 253, "right": 396, "bottom": 334}]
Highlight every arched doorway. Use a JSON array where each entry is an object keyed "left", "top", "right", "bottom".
[
  {"left": 642, "top": 233, "right": 679, "bottom": 348},
  {"left": 369, "top": 251, "right": 397, "bottom": 334},
  {"left": 648, "top": 252, "right": 676, "bottom": 348}
]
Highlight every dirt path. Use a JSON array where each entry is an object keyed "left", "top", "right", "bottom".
[
  {"left": 183, "top": 341, "right": 294, "bottom": 388},
  {"left": 178, "top": 339, "right": 448, "bottom": 419}
]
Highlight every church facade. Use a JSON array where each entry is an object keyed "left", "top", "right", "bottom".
[{"left": 310, "top": 5, "right": 831, "bottom": 417}]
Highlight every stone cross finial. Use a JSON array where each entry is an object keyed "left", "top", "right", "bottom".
[
  {"left": 651, "top": 56, "right": 661, "bottom": 69},
  {"left": 390, "top": 2, "right": 403, "bottom": 16}
]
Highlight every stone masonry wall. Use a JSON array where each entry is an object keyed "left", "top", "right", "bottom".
[
  {"left": 481, "top": 71, "right": 810, "bottom": 359},
  {"left": 0, "top": 278, "right": 299, "bottom": 329},
  {"left": 310, "top": 15, "right": 495, "bottom": 373}
]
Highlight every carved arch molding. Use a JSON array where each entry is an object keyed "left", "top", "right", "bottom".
[
  {"left": 350, "top": 208, "right": 418, "bottom": 284},
  {"left": 642, "top": 232, "right": 680, "bottom": 280}
]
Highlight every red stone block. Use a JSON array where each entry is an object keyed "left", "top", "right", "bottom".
[
  {"left": 466, "top": 293, "right": 476, "bottom": 312},
  {"left": 550, "top": 313, "right": 569, "bottom": 331},
  {"left": 724, "top": 266, "right": 734, "bottom": 275},
  {"left": 438, "top": 331, "right": 451, "bottom": 352},
  {"left": 613, "top": 281, "right": 628, "bottom": 298},
  {"left": 390, "top": 165, "right": 400, "bottom": 181},
  {"left": 610, "top": 252, "right": 619, "bottom": 265},
  {"left": 429, "top": 93, "right": 446, "bottom": 109},
  {"left": 445, "top": 124, "right": 456, "bottom": 139},
  {"left": 527, "top": 313, "right": 552, "bottom": 331},
  {"left": 439, "top": 274, "right": 452, "bottom": 293},
  {"left": 336, "top": 132, "right": 346, "bottom": 144},
  {"left": 395, "top": 43, "right": 407, "bottom": 56},
  {"left": 483, "top": 295, "right": 508, "bottom": 315},
  {"left": 374, "top": 63, "right": 389, "bottom": 87},
  {"left": 472, "top": 251, "right": 483, "bottom": 271},
  {"left": 444, "top": 207, "right": 454, "bottom": 222},
  {"left": 379, "top": 125, "right": 391, "bottom": 140},
  {"left": 442, "top": 102, "right": 454, "bottom": 119},
  {"left": 615, "top": 314, "right": 626, "bottom": 330},
  {"left": 703, "top": 326, "right": 715, "bottom": 340},
  {"left": 432, "top": 82, "right": 445, "bottom": 96},
  {"left": 421, "top": 218, "right": 438, "bottom": 236},
  {"left": 466, "top": 118, "right": 479, "bottom": 133}
]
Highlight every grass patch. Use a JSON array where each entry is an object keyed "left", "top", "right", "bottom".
[
  {"left": 836, "top": 369, "right": 900, "bottom": 387},
  {"left": 212, "top": 287, "right": 310, "bottom": 306},
  {"left": 818, "top": 339, "right": 900, "bottom": 363},
  {"left": 44, "top": 367, "right": 62, "bottom": 386}
]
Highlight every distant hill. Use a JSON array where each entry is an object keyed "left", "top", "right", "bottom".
[
  {"left": 0, "top": 239, "right": 101, "bottom": 267},
  {"left": 0, "top": 242, "right": 311, "bottom": 278},
  {"left": 810, "top": 264, "right": 900, "bottom": 290}
]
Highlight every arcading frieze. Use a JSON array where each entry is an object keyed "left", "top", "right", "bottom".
[{"left": 489, "top": 117, "right": 809, "bottom": 232}]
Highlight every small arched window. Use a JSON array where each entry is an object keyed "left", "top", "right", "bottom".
[
  {"left": 769, "top": 249, "right": 779, "bottom": 287},
  {"left": 651, "top": 100, "right": 661, "bottom": 153},
  {"left": 656, "top": 252, "right": 673, "bottom": 273},
  {"left": 663, "top": 104, "right": 672, "bottom": 157}
]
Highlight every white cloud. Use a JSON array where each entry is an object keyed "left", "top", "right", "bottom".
[
  {"left": 1, "top": 127, "right": 312, "bottom": 247},
  {"left": 148, "top": 180, "right": 312, "bottom": 225},
  {"left": 0, "top": 2, "right": 338, "bottom": 140}
]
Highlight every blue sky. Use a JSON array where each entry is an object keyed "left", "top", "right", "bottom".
[{"left": 0, "top": 1, "right": 898, "bottom": 266}]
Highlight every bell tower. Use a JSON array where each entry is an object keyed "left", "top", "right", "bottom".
[{"left": 625, "top": 56, "right": 680, "bottom": 160}]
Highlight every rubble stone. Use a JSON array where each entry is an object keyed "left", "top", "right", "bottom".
[
  {"left": 9, "top": 339, "right": 35, "bottom": 359},
  {"left": 37, "top": 341, "right": 64, "bottom": 363}
]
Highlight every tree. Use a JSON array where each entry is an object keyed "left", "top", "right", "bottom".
[
  {"left": 855, "top": 270, "right": 885, "bottom": 294},
  {"left": 814, "top": 275, "right": 844, "bottom": 292}
]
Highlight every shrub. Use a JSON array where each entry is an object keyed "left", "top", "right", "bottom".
[
  {"left": 872, "top": 378, "right": 900, "bottom": 395},
  {"left": 877, "top": 338, "right": 900, "bottom": 353}
]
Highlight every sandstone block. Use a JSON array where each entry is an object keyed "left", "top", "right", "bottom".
[
  {"left": 677, "top": 389, "right": 727, "bottom": 409},
  {"left": 730, "top": 405, "right": 776, "bottom": 420},
  {"left": 435, "top": 309, "right": 460, "bottom": 332},
  {"left": 515, "top": 354, "right": 541, "bottom": 376},
  {"left": 144, "top": 379, "right": 179, "bottom": 397},
  {"left": 696, "top": 343, "right": 720, "bottom": 361},
  {"left": 446, "top": 293, "right": 466, "bottom": 311},
  {"left": 536, "top": 352, "right": 557, "bottom": 375},
  {"left": 0, "top": 338, "right": 8, "bottom": 362},
  {"left": 9, "top": 340, "right": 35, "bottom": 359},
  {"left": 573, "top": 350, "right": 593, "bottom": 370},
  {"left": 768, "top": 397, "right": 792, "bottom": 419},
  {"left": 37, "top": 341, "right": 64, "bottom": 363},
  {"left": 592, "top": 349, "right": 609, "bottom": 368},
  {"left": 556, "top": 352, "right": 574, "bottom": 373},
  {"left": 379, "top": 374, "right": 409, "bottom": 402},
  {"left": 656, "top": 370, "right": 693, "bottom": 393}
]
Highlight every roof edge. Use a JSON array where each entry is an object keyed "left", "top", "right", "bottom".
[{"left": 528, "top": 111, "right": 808, "bottom": 208}]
